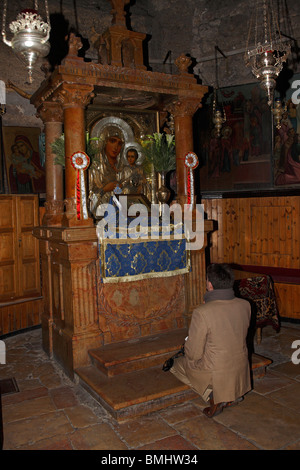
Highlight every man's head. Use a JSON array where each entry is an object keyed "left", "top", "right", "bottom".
[{"left": 206, "top": 263, "right": 235, "bottom": 291}]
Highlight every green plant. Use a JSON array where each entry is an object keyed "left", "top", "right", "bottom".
[
  {"left": 51, "top": 134, "right": 99, "bottom": 167},
  {"left": 51, "top": 135, "right": 65, "bottom": 166},
  {"left": 141, "top": 132, "right": 176, "bottom": 174}
]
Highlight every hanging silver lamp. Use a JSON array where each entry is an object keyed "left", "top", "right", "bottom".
[
  {"left": 245, "top": 0, "right": 291, "bottom": 106},
  {"left": 2, "top": 1, "right": 51, "bottom": 84}
]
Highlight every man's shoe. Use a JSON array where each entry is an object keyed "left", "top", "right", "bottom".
[
  {"left": 203, "top": 401, "right": 226, "bottom": 418},
  {"left": 224, "top": 397, "right": 244, "bottom": 408},
  {"left": 203, "top": 396, "right": 243, "bottom": 418}
]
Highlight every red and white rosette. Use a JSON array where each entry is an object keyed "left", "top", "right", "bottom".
[
  {"left": 184, "top": 152, "right": 198, "bottom": 207},
  {"left": 70, "top": 151, "right": 90, "bottom": 220}
]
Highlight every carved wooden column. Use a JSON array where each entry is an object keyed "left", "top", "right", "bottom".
[
  {"left": 56, "top": 82, "right": 94, "bottom": 226},
  {"left": 37, "top": 102, "right": 64, "bottom": 226},
  {"left": 168, "top": 55, "right": 204, "bottom": 206},
  {"left": 169, "top": 99, "right": 201, "bottom": 205},
  {"left": 169, "top": 95, "right": 211, "bottom": 316},
  {"left": 167, "top": 55, "right": 211, "bottom": 316}
]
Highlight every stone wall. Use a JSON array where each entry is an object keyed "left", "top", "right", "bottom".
[{"left": 1, "top": 0, "right": 300, "bottom": 127}]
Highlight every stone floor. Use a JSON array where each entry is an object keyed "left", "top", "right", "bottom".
[{"left": 0, "top": 321, "right": 300, "bottom": 451}]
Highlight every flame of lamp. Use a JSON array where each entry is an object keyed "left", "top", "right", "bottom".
[{"left": 2, "top": 8, "right": 50, "bottom": 83}]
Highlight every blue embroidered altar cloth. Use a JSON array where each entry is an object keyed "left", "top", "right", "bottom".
[{"left": 97, "top": 200, "right": 190, "bottom": 283}]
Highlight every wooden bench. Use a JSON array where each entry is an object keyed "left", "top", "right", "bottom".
[{"left": 231, "top": 264, "right": 300, "bottom": 285}]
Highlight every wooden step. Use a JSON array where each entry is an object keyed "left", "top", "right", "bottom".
[
  {"left": 251, "top": 353, "right": 272, "bottom": 379},
  {"left": 89, "top": 328, "right": 187, "bottom": 377},
  {"left": 75, "top": 329, "right": 272, "bottom": 422},
  {"left": 75, "top": 364, "right": 197, "bottom": 422}
]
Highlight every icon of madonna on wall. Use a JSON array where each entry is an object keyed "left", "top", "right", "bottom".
[{"left": 4, "top": 128, "right": 46, "bottom": 194}]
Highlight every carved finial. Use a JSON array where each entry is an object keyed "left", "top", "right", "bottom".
[
  {"left": 174, "top": 54, "right": 192, "bottom": 74},
  {"left": 67, "top": 32, "right": 83, "bottom": 57},
  {"left": 109, "top": 0, "right": 130, "bottom": 27}
]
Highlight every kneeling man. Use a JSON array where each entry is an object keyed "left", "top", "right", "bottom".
[{"left": 170, "top": 263, "right": 251, "bottom": 417}]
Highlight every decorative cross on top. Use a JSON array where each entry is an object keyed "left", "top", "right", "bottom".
[{"left": 109, "top": 0, "right": 130, "bottom": 27}]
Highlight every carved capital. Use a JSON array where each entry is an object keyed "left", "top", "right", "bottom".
[
  {"left": 43, "top": 199, "right": 64, "bottom": 226},
  {"left": 62, "top": 197, "right": 93, "bottom": 227},
  {"left": 37, "top": 101, "right": 63, "bottom": 123},
  {"left": 64, "top": 197, "right": 77, "bottom": 218},
  {"left": 166, "top": 98, "right": 202, "bottom": 118},
  {"left": 45, "top": 199, "right": 65, "bottom": 215},
  {"left": 54, "top": 83, "right": 94, "bottom": 109}
]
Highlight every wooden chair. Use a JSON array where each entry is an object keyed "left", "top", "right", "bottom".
[{"left": 234, "top": 274, "right": 280, "bottom": 344}]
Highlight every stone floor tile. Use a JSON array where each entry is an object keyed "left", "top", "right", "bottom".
[
  {"left": 252, "top": 371, "right": 296, "bottom": 395},
  {"left": 190, "top": 396, "right": 206, "bottom": 409},
  {"left": 116, "top": 414, "right": 176, "bottom": 448},
  {"left": 6, "top": 348, "right": 39, "bottom": 363},
  {"left": 214, "top": 391, "right": 300, "bottom": 449},
  {"left": 18, "top": 436, "right": 74, "bottom": 450},
  {"left": 70, "top": 423, "right": 128, "bottom": 450},
  {"left": 3, "top": 363, "right": 38, "bottom": 380},
  {"left": 158, "top": 402, "right": 203, "bottom": 424},
  {"left": 2, "top": 396, "right": 57, "bottom": 423},
  {"left": 1, "top": 324, "right": 300, "bottom": 451},
  {"left": 283, "top": 439, "right": 300, "bottom": 450},
  {"left": 2, "top": 411, "right": 74, "bottom": 449},
  {"left": 173, "top": 415, "right": 258, "bottom": 450},
  {"left": 32, "top": 363, "right": 63, "bottom": 388},
  {"left": 2, "top": 386, "right": 48, "bottom": 406},
  {"left": 266, "top": 382, "right": 300, "bottom": 413},
  {"left": 49, "top": 386, "right": 79, "bottom": 409},
  {"left": 0, "top": 367, "right": 14, "bottom": 380},
  {"left": 64, "top": 404, "right": 102, "bottom": 428},
  {"left": 270, "top": 361, "right": 300, "bottom": 380},
  {"left": 137, "top": 434, "right": 198, "bottom": 450},
  {"left": 16, "top": 378, "right": 44, "bottom": 391}
]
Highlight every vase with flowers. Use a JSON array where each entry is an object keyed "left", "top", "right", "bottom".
[{"left": 140, "top": 132, "right": 176, "bottom": 204}]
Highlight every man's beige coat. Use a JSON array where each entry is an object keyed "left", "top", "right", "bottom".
[{"left": 172, "top": 297, "right": 251, "bottom": 403}]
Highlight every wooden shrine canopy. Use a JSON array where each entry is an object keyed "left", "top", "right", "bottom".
[
  {"left": 30, "top": 0, "right": 208, "bottom": 227},
  {"left": 30, "top": 1, "right": 213, "bottom": 382}
]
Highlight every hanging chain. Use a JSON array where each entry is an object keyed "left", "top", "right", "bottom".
[
  {"left": 254, "top": 0, "right": 258, "bottom": 47},
  {"left": 2, "top": 0, "right": 8, "bottom": 37},
  {"left": 45, "top": 0, "right": 50, "bottom": 25},
  {"left": 35, "top": 0, "right": 51, "bottom": 25},
  {"left": 263, "top": 0, "right": 268, "bottom": 44}
]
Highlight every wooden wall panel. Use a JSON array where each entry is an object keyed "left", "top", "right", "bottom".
[
  {"left": 0, "top": 298, "right": 43, "bottom": 336},
  {"left": 0, "top": 195, "right": 43, "bottom": 336},
  {"left": 0, "top": 197, "right": 18, "bottom": 299},
  {"left": 275, "top": 284, "right": 300, "bottom": 320},
  {"left": 203, "top": 195, "right": 300, "bottom": 319}
]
